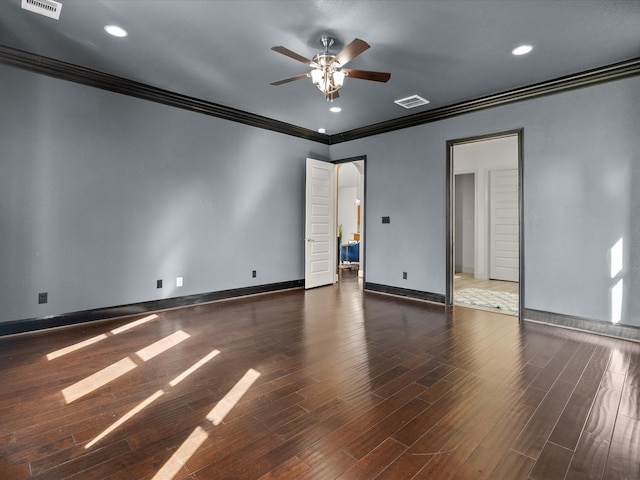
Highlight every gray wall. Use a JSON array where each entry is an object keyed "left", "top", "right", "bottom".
[
  {"left": 3, "top": 62, "right": 640, "bottom": 331},
  {"left": 331, "top": 75, "right": 640, "bottom": 328},
  {"left": 0, "top": 65, "right": 328, "bottom": 323}
]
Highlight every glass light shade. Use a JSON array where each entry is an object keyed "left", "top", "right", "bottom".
[
  {"left": 333, "top": 70, "right": 345, "bottom": 87},
  {"left": 310, "top": 69, "right": 323, "bottom": 85}
]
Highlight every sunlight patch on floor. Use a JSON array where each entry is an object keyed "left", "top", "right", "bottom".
[
  {"left": 86, "top": 389, "right": 164, "bottom": 449},
  {"left": 135, "top": 330, "right": 190, "bottom": 362},
  {"left": 46, "top": 314, "right": 160, "bottom": 361},
  {"left": 206, "top": 368, "right": 261, "bottom": 425},
  {"left": 62, "top": 357, "right": 137, "bottom": 403},
  {"left": 85, "top": 349, "right": 220, "bottom": 449},
  {"left": 62, "top": 329, "right": 189, "bottom": 404},
  {"left": 47, "top": 334, "right": 108, "bottom": 361},
  {"left": 170, "top": 350, "right": 220, "bottom": 387},
  {"left": 152, "top": 367, "right": 262, "bottom": 480},
  {"left": 111, "top": 314, "right": 159, "bottom": 335},
  {"left": 152, "top": 426, "right": 209, "bottom": 480}
]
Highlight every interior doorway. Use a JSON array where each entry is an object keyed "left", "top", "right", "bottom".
[
  {"left": 446, "top": 131, "right": 523, "bottom": 318},
  {"left": 335, "top": 157, "right": 366, "bottom": 282},
  {"left": 305, "top": 157, "right": 336, "bottom": 289}
]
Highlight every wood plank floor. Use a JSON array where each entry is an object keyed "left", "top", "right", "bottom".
[{"left": 1, "top": 270, "right": 639, "bottom": 480}]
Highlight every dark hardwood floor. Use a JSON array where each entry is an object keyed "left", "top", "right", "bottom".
[{"left": 1, "top": 270, "right": 639, "bottom": 480}]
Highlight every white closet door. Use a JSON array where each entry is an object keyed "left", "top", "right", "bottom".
[{"left": 489, "top": 168, "right": 519, "bottom": 282}]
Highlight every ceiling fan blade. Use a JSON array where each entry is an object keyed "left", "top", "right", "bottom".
[
  {"left": 334, "top": 38, "right": 370, "bottom": 66},
  {"left": 342, "top": 68, "right": 391, "bottom": 83},
  {"left": 270, "top": 73, "right": 310, "bottom": 86},
  {"left": 271, "top": 46, "right": 316, "bottom": 66}
]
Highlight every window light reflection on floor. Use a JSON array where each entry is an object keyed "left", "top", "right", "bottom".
[
  {"left": 62, "top": 357, "right": 138, "bottom": 403},
  {"left": 111, "top": 314, "right": 159, "bottom": 335},
  {"left": 153, "top": 426, "right": 209, "bottom": 480},
  {"left": 86, "top": 389, "right": 164, "bottom": 449},
  {"left": 206, "top": 368, "right": 261, "bottom": 425},
  {"left": 169, "top": 349, "right": 220, "bottom": 387},
  {"left": 85, "top": 349, "right": 220, "bottom": 449},
  {"left": 151, "top": 368, "right": 261, "bottom": 480},
  {"left": 135, "top": 330, "right": 190, "bottom": 362},
  {"left": 61, "top": 329, "right": 190, "bottom": 404},
  {"left": 46, "top": 334, "right": 108, "bottom": 361},
  {"left": 46, "top": 314, "right": 159, "bottom": 361}
]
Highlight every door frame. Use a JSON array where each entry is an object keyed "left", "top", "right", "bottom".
[
  {"left": 333, "top": 155, "right": 367, "bottom": 285},
  {"left": 445, "top": 129, "right": 524, "bottom": 321}
]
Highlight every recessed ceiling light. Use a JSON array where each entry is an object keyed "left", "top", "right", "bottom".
[
  {"left": 318, "top": 128, "right": 327, "bottom": 134},
  {"left": 104, "top": 25, "right": 128, "bottom": 38},
  {"left": 330, "top": 107, "right": 341, "bottom": 113},
  {"left": 512, "top": 45, "right": 533, "bottom": 56}
]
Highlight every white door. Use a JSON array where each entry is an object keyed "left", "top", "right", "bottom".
[
  {"left": 305, "top": 158, "right": 336, "bottom": 289},
  {"left": 489, "top": 168, "right": 519, "bottom": 281}
]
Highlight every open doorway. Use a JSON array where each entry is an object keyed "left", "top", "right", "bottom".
[
  {"left": 304, "top": 156, "right": 366, "bottom": 289},
  {"left": 446, "top": 131, "right": 523, "bottom": 318},
  {"left": 336, "top": 157, "right": 365, "bottom": 282}
]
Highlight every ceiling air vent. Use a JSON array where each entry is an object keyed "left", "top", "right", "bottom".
[
  {"left": 21, "top": 0, "right": 62, "bottom": 20},
  {"left": 394, "top": 95, "right": 430, "bottom": 109}
]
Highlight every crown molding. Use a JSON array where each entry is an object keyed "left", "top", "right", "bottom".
[
  {"left": 0, "top": 45, "right": 329, "bottom": 144},
  {"left": 2, "top": 44, "right": 639, "bottom": 146},
  {"left": 328, "top": 56, "right": 640, "bottom": 144}
]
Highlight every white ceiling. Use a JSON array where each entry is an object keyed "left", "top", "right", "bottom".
[{"left": 1, "top": 0, "right": 639, "bottom": 135}]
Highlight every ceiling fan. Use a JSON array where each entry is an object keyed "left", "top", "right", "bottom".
[{"left": 270, "top": 35, "right": 391, "bottom": 101}]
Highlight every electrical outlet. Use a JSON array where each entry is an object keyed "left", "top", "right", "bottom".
[
  {"left": 403, "top": 272, "right": 408, "bottom": 280},
  {"left": 252, "top": 270, "right": 257, "bottom": 278},
  {"left": 38, "top": 292, "right": 48, "bottom": 304},
  {"left": 382, "top": 216, "right": 390, "bottom": 224},
  {"left": 157, "top": 279, "right": 163, "bottom": 289},
  {"left": 176, "top": 277, "right": 184, "bottom": 287}
]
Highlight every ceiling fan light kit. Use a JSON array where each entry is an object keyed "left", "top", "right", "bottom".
[{"left": 271, "top": 35, "right": 391, "bottom": 101}]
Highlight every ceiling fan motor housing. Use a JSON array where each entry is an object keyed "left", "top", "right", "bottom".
[{"left": 313, "top": 53, "right": 337, "bottom": 67}]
